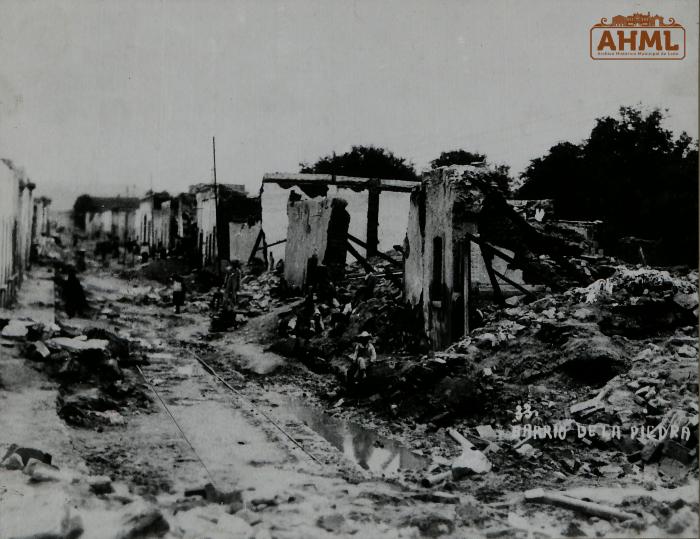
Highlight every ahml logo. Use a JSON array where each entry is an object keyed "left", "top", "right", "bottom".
[{"left": 590, "top": 12, "right": 685, "bottom": 60}]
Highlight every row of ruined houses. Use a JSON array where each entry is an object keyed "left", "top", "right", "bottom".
[
  {"left": 83, "top": 183, "right": 261, "bottom": 267},
  {"left": 82, "top": 164, "right": 600, "bottom": 349},
  {"left": 0, "top": 159, "right": 52, "bottom": 307}
]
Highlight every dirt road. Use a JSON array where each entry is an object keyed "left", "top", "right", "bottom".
[{"left": 0, "top": 267, "right": 467, "bottom": 538}]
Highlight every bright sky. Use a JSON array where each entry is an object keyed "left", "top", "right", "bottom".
[{"left": 0, "top": 0, "right": 697, "bottom": 209}]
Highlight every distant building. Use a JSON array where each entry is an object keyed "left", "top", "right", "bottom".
[
  {"left": 84, "top": 197, "right": 139, "bottom": 240},
  {"left": 51, "top": 210, "right": 73, "bottom": 233},
  {"left": 135, "top": 192, "right": 170, "bottom": 249},
  {"left": 192, "top": 183, "right": 261, "bottom": 267},
  {"left": 32, "top": 196, "right": 52, "bottom": 238}
]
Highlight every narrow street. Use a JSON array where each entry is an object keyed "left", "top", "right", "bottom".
[
  {"left": 71, "top": 265, "right": 451, "bottom": 537},
  {"left": 1, "top": 260, "right": 469, "bottom": 539}
]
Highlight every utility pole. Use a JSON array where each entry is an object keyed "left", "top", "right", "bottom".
[{"left": 212, "top": 136, "right": 220, "bottom": 274}]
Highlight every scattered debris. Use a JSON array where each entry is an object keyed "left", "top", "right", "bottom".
[{"left": 524, "top": 488, "right": 640, "bottom": 522}]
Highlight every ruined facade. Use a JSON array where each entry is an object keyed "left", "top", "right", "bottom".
[
  {"left": 32, "top": 196, "right": 52, "bottom": 239},
  {"left": 160, "top": 195, "right": 197, "bottom": 254},
  {"left": 136, "top": 192, "right": 170, "bottom": 249},
  {"left": 172, "top": 193, "right": 196, "bottom": 259},
  {"left": 284, "top": 195, "right": 350, "bottom": 289},
  {"left": 193, "top": 184, "right": 261, "bottom": 267},
  {"left": 84, "top": 197, "right": 139, "bottom": 241},
  {"left": 160, "top": 200, "right": 174, "bottom": 252},
  {"left": 0, "top": 159, "right": 40, "bottom": 306}
]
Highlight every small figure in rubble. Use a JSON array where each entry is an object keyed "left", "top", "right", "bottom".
[
  {"left": 222, "top": 261, "right": 241, "bottom": 310},
  {"left": 311, "top": 306, "right": 325, "bottom": 334},
  {"left": 329, "top": 300, "right": 352, "bottom": 337},
  {"left": 61, "top": 266, "right": 88, "bottom": 318},
  {"left": 351, "top": 331, "right": 376, "bottom": 380},
  {"left": 172, "top": 274, "right": 186, "bottom": 314},
  {"left": 294, "top": 293, "right": 316, "bottom": 342}
]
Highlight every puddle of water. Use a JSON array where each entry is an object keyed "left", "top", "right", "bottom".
[
  {"left": 175, "top": 364, "right": 195, "bottom": 376},
  {"left": 286, "top": 400, "right": 427, "bottom": 476}
]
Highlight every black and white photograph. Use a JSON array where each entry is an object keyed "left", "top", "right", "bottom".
[{"left": 0, "top": 1, "right": 698, "bottom": 538}]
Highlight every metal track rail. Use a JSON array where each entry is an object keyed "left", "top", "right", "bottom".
[
  {"left": 136, "top": 365, "right": 219, "bottom": 487},
  {"left": 191, "top": 353, "right": 324, "bottom": 466}
]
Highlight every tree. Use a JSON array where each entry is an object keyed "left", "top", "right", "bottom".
[
  {"left": 431, "top": 149, "right": 513, "bottom": 194},
  {"left": 72, "top": 194, "right": 95, "bottom": 230},
  {"left": 300, "top": 145, "right": 418, "bottom": 180},
  {"left": 430, "top": 150, "right": 486, "bottom": 168},
  {"left": 518, "top": 106, "right": 698, "bottom": 264}
]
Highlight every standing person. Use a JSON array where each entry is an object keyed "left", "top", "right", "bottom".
[
  {"left": 222, "top": 261, "right": 241, "bottom": 310},
  {"left": 352, "top": 331, "right": 376, "bottom": 381},
  {"left": 172, "top": 275, "right": 186, "bottom": 314},
  {"left": 62, "top": 267, "right": 88, "bottom": 318}
]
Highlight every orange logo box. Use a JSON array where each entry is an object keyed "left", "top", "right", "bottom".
[{"left": 590, "top": 12, "right": 685, "bottom": 60}]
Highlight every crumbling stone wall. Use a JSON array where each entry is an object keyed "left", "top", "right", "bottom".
[
  {"left": 404, "top": 166, "right": 483, "bottom": 348},
  {"left": 404, "top": 165, "right": 533, "bottom": 349},
  {"left": 284, "top": 196, "right": 349, "bottom": 289},
  {"left": 403, "top": 189, "right": 425, "bottom": 307}
]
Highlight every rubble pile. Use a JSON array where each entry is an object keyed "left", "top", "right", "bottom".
[
  {"left": 0, "top": 445, "right": 261, "bottom": 539},
  {"left": 477, "top": 185, "right": 617, "bottom": 291},
  {"left": 119, "top": 260, "right": 287, "bottom": 319},
  {"left": 273, "top": 256, "right": 425, "bottom": 370},
  {"left": 314, "top": 265, "right": 698, "bottom": 489},
  {"left": 235, "top": 270, "right": 286, "bottom": 315},
  {"left": 115, "top": 284, "right": 172, "bottom": 306},
  {"left": 34, "top": 235, "right": 66, "bottom": 262},
  {"left": 1, "top": 315, "right": 152, "bottom": 430}
]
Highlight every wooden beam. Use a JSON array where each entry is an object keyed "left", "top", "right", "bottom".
[
  {"left": 347, "top": 233, "right": 401, "bottom": 268},
  {"left": 346, "top": 241, "right": 374, "bottom": 273},
  {"left": 492, "top": 268, "right": 535, "bottom": 298},
  {"left": 482, "top": 250, "right": 505, "bottom": 306},
  {"left": 248, "top": 229, "right": 264, "bottom": 262},
  {"left": 261, "top": 230, "right": 269, "bottom": 265},
  {"left": 253, "top": 238, "right": 286, "bottom": 252},
  {"left": 262, "top": 173, "right": 419, "bottom": 193},
  {"left": 525, "top": 488, "right": 639, "bottom": 522},
  {"left": 366, "top": 185, "right": 380, "bottom": 256},
  {"left": 464, "top": 232, "right": 516, "bottom": 265}
]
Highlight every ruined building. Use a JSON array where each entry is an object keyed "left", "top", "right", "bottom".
[
  {"left": 136, "top": 192, "right": 170, "bottom": 249},
  {"left": 32, "top": 196, "right": 52, "bottom": 239},
  {"left": 161, "top": 193, "right": 196, "bottom": 258},
  {"left": 193, "top": 183, "right": 261, "bottom": 268},
  {"left": 261, "top": 173, "right": 419, "bottom": 265},
  {"left": 84, "top": 197, "right": 139, "bottom": 240},
  {"left": 404, "top": 165, "right": 601, "bottom": 349},
  {"left": 404, "top": 166, "right": 484, "bottom": 348},
  {"left": 0, "top": 159, "right": 43, "bottom": 306}
]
